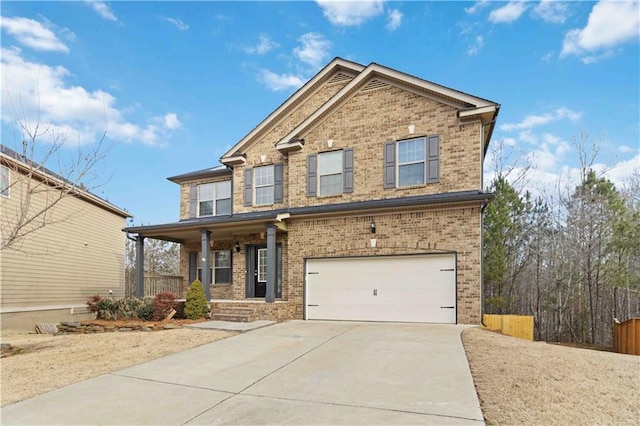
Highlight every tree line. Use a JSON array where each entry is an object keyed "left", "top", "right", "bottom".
[{"left": 484, "top": 139, "right": 639, "bottom": 346}]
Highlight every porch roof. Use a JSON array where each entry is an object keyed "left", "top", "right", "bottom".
[{"left": 124, "top": 190, "right": 493, "bottom": 243}]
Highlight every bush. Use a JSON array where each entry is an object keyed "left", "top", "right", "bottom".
[
  {"left": 152, "top": 292, "right": 177, "bottom": 321},
  {"left": 184, "top": 280, "right": 210, "bottom": 320},
  {"left": 86, "top": 294, "right": 102, "bottom": 315},
  {"left": 136, "top": 298, "right": 154, "bottom": 321}
]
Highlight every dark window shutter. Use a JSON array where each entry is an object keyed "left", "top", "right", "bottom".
[
  {"left": 274, "top": 163, "right": 283, "bottom": 203},
  {"left": 383, "top": 142, "right": 396, "bottom": 188},
  {"left": 427, "top": 135, "right": 440, "bottom": 183},
  {"left": 307, "top": 154, "right": 317, "bottom": 197},
  {"left": 343, "top": 148, "right": 354, "bottom": 193},
  {"left": 189, "top": 184, "right": 197, "bottom": 217},
  {"left": 188, "top": 252, "right": 197, "bottom": 284},
  {"left": 244, "top": 168, "right": 253, "bottom": 207}
]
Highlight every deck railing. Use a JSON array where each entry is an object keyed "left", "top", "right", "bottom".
[{"left": 125, "top": 274, "right": 184, "bottom": 298}]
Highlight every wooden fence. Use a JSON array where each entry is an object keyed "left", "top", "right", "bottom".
[
  {"left": 125, "top": 275, "right": 184, "bottom": 298},
  {"left": 614, "top": 318, "right": 640, "bottom": 356},
  {"left": 483, "top": 314, "right": 534, "bottom": 341}
]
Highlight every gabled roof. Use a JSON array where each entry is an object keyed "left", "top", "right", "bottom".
[
  {"left": 220, "top": 57, "right": 365, "bottom": 164},
  {"left": 0, "top": 144, "right": 131, "bottom": 218},
  {"left": 275, "top": 62, "right": 500, "bottom": 152}
]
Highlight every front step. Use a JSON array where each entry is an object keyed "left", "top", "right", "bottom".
[{"left": 211, "top": 306, "right": 256, "bottom": 323}]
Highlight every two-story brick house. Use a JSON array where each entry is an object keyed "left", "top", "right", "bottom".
[{"left": 125, "top": 58, "right": 499, "bottom": 324}]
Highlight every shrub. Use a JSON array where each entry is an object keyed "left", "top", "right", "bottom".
[
  {"left": 184, "top": 280, "right": 210, "bottom": 320},
  {"left": 152, "top": 292, "right": 177, "bottom": 321},
  {"left": 136, "top": 298, "right": 154, "bottom": 321},
  {"left": 96, "top": 298, "right": 118, "bottom": 320},
  {"left": 86, "top": 294, "right": 102, "bottom": 315}
]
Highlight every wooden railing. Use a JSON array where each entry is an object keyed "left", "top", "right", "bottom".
[
  {"left": 483, "top": 314, "right": 534, "bottom": 341},
  {"left": 614, "top": 318, "right": 640, "bottom": 356},
  {"left": 125, "top": 274, "right": 184, "bottom": 298}
]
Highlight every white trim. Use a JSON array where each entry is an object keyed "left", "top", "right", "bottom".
[
  {"left": 0, "top": 304, "right": 88, "bottom": 314},
  {"left": 222, "top": 58, "right": 365, "bottom": 160},
  {"left": 276, "top": 63, "right": 498, "bottom": 147},
  {"left": 458, "top": 105, "right": 498, "bottom": 119}
]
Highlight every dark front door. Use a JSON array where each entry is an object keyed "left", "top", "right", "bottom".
[{"left": 246, "top": 244, "right": 282, "bottom": 299}]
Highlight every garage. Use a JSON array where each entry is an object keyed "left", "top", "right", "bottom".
[{"left": 305, "top": 254, "right": 456, "bottom": 323}]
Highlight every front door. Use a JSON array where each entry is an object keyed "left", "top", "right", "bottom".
[{"left": 246, "top": 244, "right": 282, "bottom": 299}]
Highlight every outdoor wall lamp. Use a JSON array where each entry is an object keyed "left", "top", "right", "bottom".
[
  {"left": 370, "top": 220, "right": 376, "bottom": 234},
  {"left": 235, "top": 242, "right": 241, "bottom": 252}
]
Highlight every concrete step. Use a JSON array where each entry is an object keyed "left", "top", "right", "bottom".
[
  {"left": 211, "top": 313, "right": 254, "bottom": 323},
  {"left": 215, "top": 307, "right": 256, "bottom": 316}
]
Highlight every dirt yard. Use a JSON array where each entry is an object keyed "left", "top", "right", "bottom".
[
  {"left": 462, "top": 327, "right": 640, "bottom": 425},
  {"left": 0, "top": 325, "right": 233, "bottom": 407},
  {"left": 2, "top": 324, "right": 639, "bottom": 425}
]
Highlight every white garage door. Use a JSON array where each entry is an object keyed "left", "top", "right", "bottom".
[{"left": 305, "top": 254, "right": 456, "bottom": 323}]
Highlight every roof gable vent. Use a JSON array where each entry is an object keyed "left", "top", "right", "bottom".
[
  {"left": 328, "top": 72, "right": 353, "bottom": 84},
  {"left": 362, "top": 79, "right": 389, "bottom": 91}
]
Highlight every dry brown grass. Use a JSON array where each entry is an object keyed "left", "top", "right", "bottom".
[
  {"left": 462, "top": 327, "right": 640, "bottom": 425},
  {"left": 0, "top": 327, "right": 233, "bottom": 406}
]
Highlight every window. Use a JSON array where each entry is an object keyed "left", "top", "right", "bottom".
[
  {"left": 198, "top": 250, "right": 232, "bottom": 284},
  {"left": 197, "top": 181, "right": 231, "bottom": 217},
  {"left": 254, "top": 165, "right": 274, "bottom": 206},
  {"left": 318, "top": 151, "right": 343, "bottom": 196},
  {"left": 307, "top": 148, "right": 354, "bottom": 197},
  {"left": 398, "top": 138, "right": 425, "bottom": 186},
  {"left": 0, "top": 165, "right": 8, "bottom": 197},
  {"left": 257, "top": 248, "right": 267, "bottom": 282},
  {"left": 384, "top": 136, "right": 439, "bottom": 188}
]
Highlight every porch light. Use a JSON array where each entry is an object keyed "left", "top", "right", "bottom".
[
  {"left": 370, "top": 220, "right": 376, "bottom": 234},
  {"left": 235, "top": 242, "right": 241, "bottom": 252}
]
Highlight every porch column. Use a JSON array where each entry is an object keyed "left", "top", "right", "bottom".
[
  {"left": 135, "top": 235, "right": 145, "bottom": 298},
  {"left": 201, "top": 230, "right": 212, "bottom": 300},
  {"left": 266, "top": 224, "right": 276, "bottom": 303}
]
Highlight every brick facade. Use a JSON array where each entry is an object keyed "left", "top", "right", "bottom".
[{"left": 143, "top": 59, "right": 498, "bottom": 325}]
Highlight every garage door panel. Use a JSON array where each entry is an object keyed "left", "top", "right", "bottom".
[{"left": 306, "top": 254, "right": 456, "bottom": 324}]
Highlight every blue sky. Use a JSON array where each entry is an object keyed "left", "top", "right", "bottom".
[{"left": 1, "top": 1, "right": 638, "bottom": 225}]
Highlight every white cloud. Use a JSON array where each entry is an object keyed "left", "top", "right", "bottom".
[
  {"left": 501, "top": 107, "right": 582, "bottom": 132},
  {"left": 465, "top": 1, "right": 490, "bottom": 15},
  {"left": 85, "top": 1, "right": 118, "bottom": 22},
  {"left": 162, "top": 16, "right": 189, "bottom": 31},
  {"left": 316, "top": 0, "right": 384, "bottom": 26},
  {"left": 532, "top": 0, "right": 570, "bottom": 24},
  {"left": 0, "top": 47, "right": 175, "bottom": 146},
  {"left": 293, "top": 33, "right": 332, "bottom": 68},
  {"left": 561, "top": 0, "right": 639, "bottom": 63},
  {"left": 467, "top": 35, "right": 484, "bottom": 56},
  {"left": 386, "top": 9, "right": 403, "bottom": 31},
  {"left": 162, "top": 113, "right": 181, "bottom": 130},
  {"left": 488, "top": 1, "right": 528, "bottom": 24},
  {"left": 258, "top": 69, "right": 305, "bottom": 92},
  {"left": 0, "top": 17, "right": 69, "bottom": 52},
  {"left": 244, "top": 34, "right": 279, "bottom": 55}
]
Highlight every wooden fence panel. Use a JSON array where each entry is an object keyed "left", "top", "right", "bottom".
[
  {"left": 483, "top": 314, "right": 534, "bottom": 341},
  {"left": 614, "top": 318, "right": 640, "bottom": 356}
]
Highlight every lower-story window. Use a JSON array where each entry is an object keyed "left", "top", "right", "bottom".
[{"left": 198, "top": 250, "right": 232, "bottom": 284}]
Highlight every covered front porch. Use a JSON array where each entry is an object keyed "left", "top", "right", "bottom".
[{"left": 124, "top": 212, "right": 292, "bottom": 322}]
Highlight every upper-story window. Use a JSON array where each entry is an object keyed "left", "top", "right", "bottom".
[
  {"left": 197, "top": 181, "right": 231, "bottom": 216},
  {"left": 243, "top": 163, "right": 283, "bottom": 207},
  {"left": 307, "top": 148, "right": 354, "bottom": 197},
  {"left": 254, "top": 165, "right": 274, "bottom": 206},
  {"left": 0, "top": 165, "right": 9, "bottom": 197},
  {"left": 384, "top": 136, "right": 439, "bottom": 188}
]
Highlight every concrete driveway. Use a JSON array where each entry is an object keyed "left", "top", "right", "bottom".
[{"left": 1, "top": 321, "right": 484, "bottom": 425}]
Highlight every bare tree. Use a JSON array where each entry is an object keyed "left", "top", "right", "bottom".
[{"left": 0, "top": 116, "right": 110, "bottom": 251}]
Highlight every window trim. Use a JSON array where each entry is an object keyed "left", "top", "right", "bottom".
[
  {"left": 0, "top": 165, "right": 9, "bottom": 197},
  {"left": 397, "top": 137, "right": 426, "bottom": 187},
  {"left": 317, "top": 150, "right": 343, "bottom": 196},
  {"left": 196, "top": 181, "right": 231, "bottom": 217},
  {"left": 254, "top": 164, "right": 275, "bottom": 206},
  {"left": 198, "top": 250, "right": 232, "bottom": 284}
]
